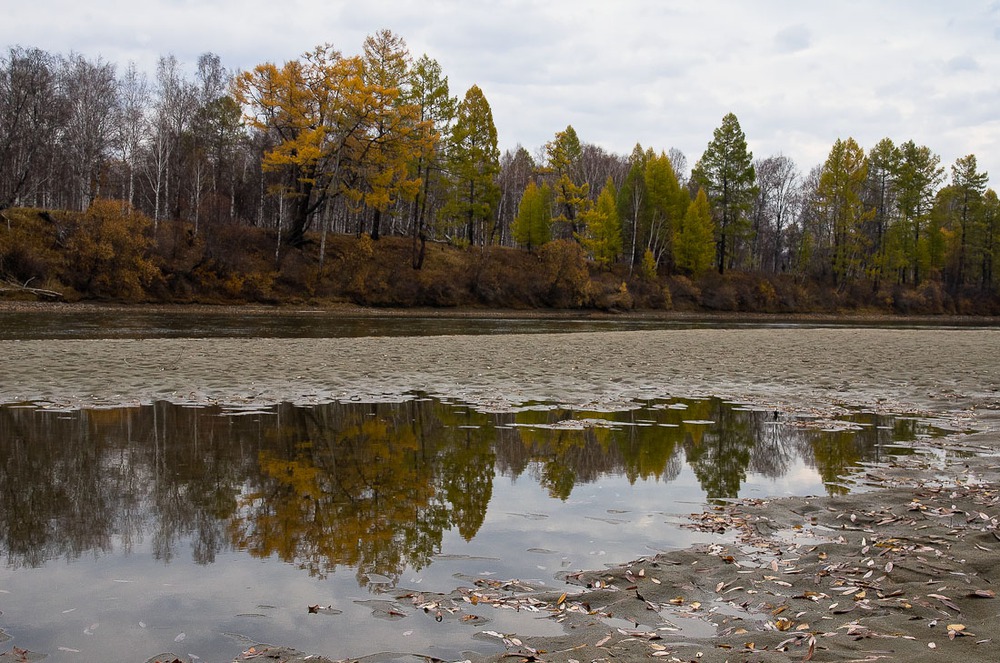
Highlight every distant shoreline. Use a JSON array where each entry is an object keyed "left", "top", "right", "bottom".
[{"left": 2, "top": 299, "right": 998, "bottom": 327}]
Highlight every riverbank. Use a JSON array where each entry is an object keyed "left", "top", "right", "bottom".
[{"left": 2, "top": 320, "right": 999, "bottom": 663}]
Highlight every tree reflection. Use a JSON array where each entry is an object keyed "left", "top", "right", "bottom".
[{"left": 0, "top": 398, "right": 933, "bottom": 580}]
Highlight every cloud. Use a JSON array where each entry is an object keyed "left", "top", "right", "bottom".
[
  {"left": 774, "top": 24, "right": 811, "bottom": 53},
  {"left": 946, "top": 54, "right": 980, "bottom": 72}
]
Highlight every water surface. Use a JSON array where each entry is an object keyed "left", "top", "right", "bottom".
[{"left": 0, "top": 397, "right": 952, "bottom": 661}]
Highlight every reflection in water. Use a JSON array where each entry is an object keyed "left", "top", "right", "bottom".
[{"left": 0, "top": 398, "right": 937, "bottom": 579}]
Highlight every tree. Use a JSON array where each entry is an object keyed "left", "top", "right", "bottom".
[
  {"left": 406, "top": 54, "right": 455, "bottom": 267},
  {"left": 815, "top": 137, "right": 871, "bottom": 286},
  {"left": 863, "top": 138, "right": 899, "bottom": 286},
  {"left": 753, "top": 154, "right": 799, "bottom": 273},
  {"left": 947, "top": 154, "right": 989, "bottom": 287},
  {"left": 354, "top": 30, "right": 430, "bottom": 241},
  {"left": 234, "top": 45, "right": 363, "bottom": 247},
  {"left": 580, "top": 178, "right": 621, "bottom": 268},
  {"left": 444, "top": 85, "right": 499, "bottom": 245},
  {"left": 617, "top": 144, "right": 649, "bottom": 270},
  {"left": 691, "top": 112, "right": 757, "bottom": 273},
  {"left": 152, "top": 55, "right": 198, "bottom": 223},
  {"left": 643, "top": 150, "right": 688, "bottom": 271},
  {"left": 0, "top": 47, "right": 64, "bottom": 210},
  {"left": 545, "top": 125, "right": 590, "bottom": 239},
  {"left": 675, "top": 188, "right": 715, "bottom": 274},
  {"left": 60, "top": 53, "right": 118, "bottom": 210},
  {"left": 894, "top": 140, "right": 943, "bottom": 283},
  {"left": 113, "top": 62, "right": 150, "bottom": 207},
  {"left": 496, "top": 145, "right": 535, "bottom": 247},
  {"left": 512, "top": 180, "right": 551, "bottom": 251}
]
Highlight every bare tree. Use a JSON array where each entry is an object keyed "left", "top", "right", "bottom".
[
  {"left": 61, "top": 53, "right": 118, "bottom": 210},
  {"left": 0, "top": 47, "right": 64, "bottom": 210},
  {"left": 114, "top": 62, "right": 150, "bottom": 207},
  {"left": 754, "top": 154, "right": 799, "bottom": 272}
]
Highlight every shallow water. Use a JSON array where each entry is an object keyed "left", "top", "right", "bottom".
[
  {"left": 0, "top": 396, "right": 952, "bottom": 662},
  {"left": 0, "top": 308, "right": 989, "bottom": 340}
]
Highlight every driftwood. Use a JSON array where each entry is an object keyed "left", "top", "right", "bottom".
[{"left": 0, "top": 279, "right": 64, "bottom": 301}]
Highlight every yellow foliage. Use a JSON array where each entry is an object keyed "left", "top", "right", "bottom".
[{"left": 64, "top": 199, "right": 157, "bottom": 299}]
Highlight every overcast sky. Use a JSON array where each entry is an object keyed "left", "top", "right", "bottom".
[{"left": 5, "top": 1, "right": 999, "bottom": 186}]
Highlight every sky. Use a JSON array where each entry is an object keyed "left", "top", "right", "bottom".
[{"left": 4, "top": 1, "right": 1000, "bottom": 186}]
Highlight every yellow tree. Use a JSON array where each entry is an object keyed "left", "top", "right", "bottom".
[
  {"left": 350, "top": 29, "right": 434, "bottom": 240},
  {"left": 675, "top": 188, "right": 716, "bottom": 274},
  {"left": 234, "top": 33, "right": 432, "bottom": 247},
  {"left": 580, "top": 178, "right": 622, "bottom": 268},
  {"left": 234, "top": 44, "right": 364, "bottom": 247},
  {"left": 816, "top": 137, "right": 872, "bottom": 286}
]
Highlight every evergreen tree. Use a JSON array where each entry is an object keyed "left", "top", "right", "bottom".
[
  {"left": 894, "top": 140, "right": 944, "bottom": 283},
  {"left": 445, "top": 85, "right": 500, "bottom": 245},
  {"left": 691, "top": 112, "right": 757, "bottom": 273},
  {"left": 948, "top": 154, "right": 989, "bottom": 287}
]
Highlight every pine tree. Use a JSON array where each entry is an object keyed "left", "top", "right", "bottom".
[
  {"left": 692, "top": 113, "right": 757, "bottom": 273},
  {"left": 445, "top": 85, "right": 500, "bottom": 245}
]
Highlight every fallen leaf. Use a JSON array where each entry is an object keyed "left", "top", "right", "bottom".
[
  {"left": 802, "top": 635, "right": 816, "bottom": 661},
  {"left": 928, "top": 593, "right": 961, "bottom": 613},
  {"left": 968, "top": 589, "right": 995, "bottom": 599}
]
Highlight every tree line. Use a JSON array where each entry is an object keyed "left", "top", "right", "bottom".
[{"left": 1, "top": 31, "right": 998, "bottom": 304}]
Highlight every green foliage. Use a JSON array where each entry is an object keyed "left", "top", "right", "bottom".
[
  {"left": 640, "top": 248, "right": 657, "bottom": 280},
  {"left": 579, "top": 178, "right": 622, "bottom": 268},
  {"left": 546, "top": 125, "right": 590, "bottom": 238},
  {"left": 674, "top": 189, "right": 716, "bottom": 274},
  {"left": 816, "top": 137, "right": 872, "bottom": 286},
  {"left": 691, "top": 113, "right": 757, "bottom": 273},
  {"left": 643, "top": 150, "right": 688, "bottom": 271},
  {"left": 512, "top": 181, "right": 552, "bottom": 251},
  {"left": 443, "top": 85, "right": 500, "bottom": 245}
]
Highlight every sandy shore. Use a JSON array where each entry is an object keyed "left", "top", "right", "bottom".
[{"left": 3, "top": 323, "right": 1000, "bottom": 663}]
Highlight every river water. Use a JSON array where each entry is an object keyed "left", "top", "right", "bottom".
[{"left": 0, "top": 312, "right": 961, "bottom": 662}]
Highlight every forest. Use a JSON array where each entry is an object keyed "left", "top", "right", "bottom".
[{"left": 1, "top": 30, "right": 998, "bottom": 313}]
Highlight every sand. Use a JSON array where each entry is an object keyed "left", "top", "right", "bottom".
[{"left": 2, "top": 316, "right": 1000, "bottom": 663}]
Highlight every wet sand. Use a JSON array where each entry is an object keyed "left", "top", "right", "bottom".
[{"left": 2, "top": 320, "right": 1000, "bottom": 662}]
